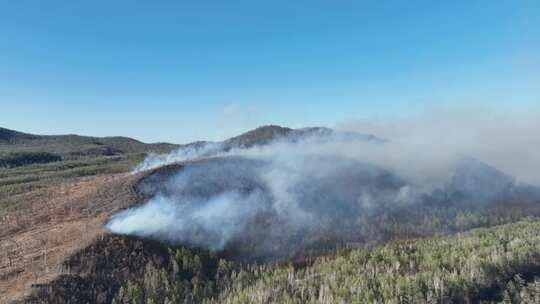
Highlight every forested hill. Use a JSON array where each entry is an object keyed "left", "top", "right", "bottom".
[
  {"left": 0, "top": 126, "right": 177, "bottom": 159},
  {"left": 0, "top": 126, "right": 178, "bottom": 216}
]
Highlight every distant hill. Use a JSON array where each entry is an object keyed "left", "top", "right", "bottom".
[
  {"left": 0, "top": 125, "right": 383, "bottom": 169},
  {"left": 0, "top": 126, "right": 178, "bottom": 167},
  {"left": 0, "top": 127, "right": 39, "bottom": 143},
  {"left": 222, "top": 125, "right": 384, "bottom": 150},
  {"left": 1, "top": 124, "right": 382, "bottom": 158},
  {"left": 132, "top": 125, "right": 387, "bottom": 172},
  {"left": 223, "top": 125, "right": 294, "bottom": 149}
]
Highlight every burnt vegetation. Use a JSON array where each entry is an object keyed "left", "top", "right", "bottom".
[{"left": 122, "top": 154, "right": 540, "bottom": 263}]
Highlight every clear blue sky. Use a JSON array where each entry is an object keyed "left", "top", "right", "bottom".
[{"left": 1, "top": 1, "right": 539, "bottom": 143}]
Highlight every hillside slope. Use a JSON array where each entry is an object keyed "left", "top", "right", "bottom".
[
  {"left": 211, "top": 219, "right": 540, "bottom": 303},
  {"left": 0, "top": 172, "right": 143, "bottom": 303},
  {"left": 0, "top": 127, "right": 179, "bottom": 216}
]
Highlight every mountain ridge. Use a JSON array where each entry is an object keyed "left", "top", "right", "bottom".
[{"left": 0, "top": 126, "right": 179, "bottom": 161}]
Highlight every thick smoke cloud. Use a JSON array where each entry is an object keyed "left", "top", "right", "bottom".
[
  {"left": 337, "top": 106, "right": 540, "bottom": 185},
  {"left": 108, "top": 107, "right": 540, "bottom": 260},
  {"left": 107, "top": 191, "right": 266, "bottom": 251}
]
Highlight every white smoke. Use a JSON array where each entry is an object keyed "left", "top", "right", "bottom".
[
  {"left": 108, "top": 106, "right": 540, "bottom": 260},
  {"left": 107, "top": 191, "right": 265, "bottom": 250},
  {"left": 133, "top": 142, "right": 224, "bottom": 173},
  {"left": 337, "top": 105, "right": 540, "bottom": 185}
]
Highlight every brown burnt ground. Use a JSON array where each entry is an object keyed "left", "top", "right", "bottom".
[{"left": 0, "top": 172, "right": 146, "bottom": 303}]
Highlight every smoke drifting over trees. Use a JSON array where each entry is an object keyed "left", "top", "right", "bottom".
[{"left": 107, "top": 109, "right": 540, "bottom": 260}]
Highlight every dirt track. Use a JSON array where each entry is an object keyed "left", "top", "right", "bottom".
[{"left": 0, "top": 173, "right": 144, "bottom": 303}]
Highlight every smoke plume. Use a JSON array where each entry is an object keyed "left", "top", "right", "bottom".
[{"left": 107, "top": 107, "right": 540, "bottom": 260}]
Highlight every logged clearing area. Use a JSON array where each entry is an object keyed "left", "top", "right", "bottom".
[
  {"left": 0, "top": 127, "right": 179, "bottom": 302},
  {"left": 0, "top": 172, "right": 144, "bottom": 303}
]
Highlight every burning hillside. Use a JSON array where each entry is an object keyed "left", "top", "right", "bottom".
[{"left": 106, "top": 128, "right": 536, "bottom": 262}]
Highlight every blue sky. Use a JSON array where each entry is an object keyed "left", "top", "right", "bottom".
[{"left": 1, "top": 1, "right": 539, "bottom": 143}]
